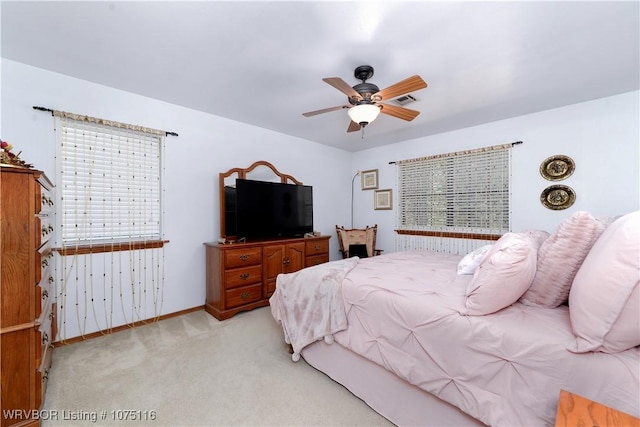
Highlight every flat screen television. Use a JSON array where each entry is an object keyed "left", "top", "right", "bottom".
[{"left": 232, "top": 179, "right": 313, "bottom": 240}]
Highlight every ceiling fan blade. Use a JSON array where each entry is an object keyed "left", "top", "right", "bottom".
[
  {"left": 347, "top": 120, "right": 361, "bottom": 133},
  {"left": 302, "top": 105, "right": 350, "bottom": 117},
  {"left": 323, "top": 77, "right": 362, "bottom": 100},
  {"left": 374, "top": 75, "right": 427, "bottom": 101},
  {"left": 379, "top": 103, "right": 421, "bottom": 121}
]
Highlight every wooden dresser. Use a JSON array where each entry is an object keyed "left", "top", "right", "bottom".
[
  {"left": 1, "top": 167, "right": 55, "bottom": 427},
  {"left": 204, "top": 236, "right": 330, "bottom": 320}
]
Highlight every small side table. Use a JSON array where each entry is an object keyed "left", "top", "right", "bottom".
[{"left": 555, "top": 389, "right": 640, "bottom": 427}]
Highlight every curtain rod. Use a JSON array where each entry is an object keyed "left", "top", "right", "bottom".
[
  {"left": 33, "top": 106, "right": 179, "bottom": 137},
  {"left": 388, "top": 141, "right": 522, "bottom": 165}
]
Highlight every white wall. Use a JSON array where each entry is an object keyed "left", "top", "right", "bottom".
[
  {"left": 1, "top": 59, "right": 353, "bottom": 338},
  {"left": 352, "top": 91, "right": 640, "bottom": 254}
]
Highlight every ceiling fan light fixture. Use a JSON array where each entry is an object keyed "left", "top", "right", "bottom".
[{"left": 348, "top": 104, "right": 381, "bottom": 127}]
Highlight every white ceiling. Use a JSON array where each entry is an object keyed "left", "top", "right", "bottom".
[{"left": 2, "top": 1, "right": 639, "bottom": 152}]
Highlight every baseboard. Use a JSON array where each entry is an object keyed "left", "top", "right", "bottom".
[{"left": 52, "top": 305, "right": 205, "bottom": 346}]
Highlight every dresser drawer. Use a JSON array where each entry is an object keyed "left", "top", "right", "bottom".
[
  {"left": 35, "top": 179, "right": 54, "bottom": 213},
  {"left": 224, "top": 265, "right": 262, "bottom": 289},
  {"left": 36, "top": 342, "right": 53, "bottom": 410},
  {"left": 38, "top": 216, "right": 54, "bottom": 241},
  {"left": 224, "top": 247, "right": 262, "bottom": 269},
  {"left": 36, "top": 283, "right": 53, "bottom": 325},
  {"left": 38, "top": 258, "right": 52, "bottom": 287},
  {"left": 39, "top": 192, "right": 54, "bottom": 216},
  {"left": 38, "top": 270, "right": 55, "bottom": 296},
  {"left": 36, "top": 243, "right": 53, "bottom": 285},
  {"left": 225, "top": 283, "right": 262, "bottom": 308},
  {"left": 36, "top": 315, "right": 53, "bottom": 352},
  {"left": 305, "top": 239, "right": 329, "bottom": 256},
  {"left": 38, "top": 239, "right": 53, "bottom": 263},
  {"left": 34, "top": 324, "right": 51, "bottom": 378},
  {"left": 306, "top": 254, "right": 329, "bottom": 267},
  {"left": 35, "top": 222, "right": 54, "bottom": 257}
]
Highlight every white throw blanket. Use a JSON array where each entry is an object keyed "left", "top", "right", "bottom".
[{"left": 269, "top": 257, "right": 359, "bottom": 361}]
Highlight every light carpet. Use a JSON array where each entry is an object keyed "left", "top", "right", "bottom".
[{"left": 42, "top": 307, "right": 393, "bottom": 426}]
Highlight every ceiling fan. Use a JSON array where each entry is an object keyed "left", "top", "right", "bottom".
[{"left": 302, "top": 65, "right": 428, "bottom": 133}]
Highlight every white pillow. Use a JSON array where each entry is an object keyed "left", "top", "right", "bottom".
[
  {"left": 568, "top": 211, "right": 640, "bottom": 353},
  {"left": 461, "top": 233, "right": 537, "bottom": 316},
  {"left": 457, "top": 245, "right": 493, "bottom": 275}
]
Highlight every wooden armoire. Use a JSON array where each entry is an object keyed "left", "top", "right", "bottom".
[{"left": 0, "top": 167, "right": 55, "bottom": 427}]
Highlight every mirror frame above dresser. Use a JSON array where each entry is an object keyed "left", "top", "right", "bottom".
[{"left": 219, "top": 160, "right": 301, "bottom": 239}]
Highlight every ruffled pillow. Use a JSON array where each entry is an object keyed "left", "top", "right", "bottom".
[
  {"left": 457, "top": 245, "right": 493, "bottom": 275},
  {"left": 568, "top": 211, "right": 640, "bottom": 353},
  {"left": 461, "top": 233, "right": 537, "bottom": 316},
  {"left": 519, "top": 212, "right": 611, "bottom": 308}
]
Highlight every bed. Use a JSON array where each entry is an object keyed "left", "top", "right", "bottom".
[{"left": 270, "top": 211, "right": 640, "bottom": 426}]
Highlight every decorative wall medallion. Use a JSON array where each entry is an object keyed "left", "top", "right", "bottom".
[
  {"left": 540, "top": 155, "right": 575, "bottom": 181},
  {"left": 540, "top": 185, "right": 576, "bottom": 210}
]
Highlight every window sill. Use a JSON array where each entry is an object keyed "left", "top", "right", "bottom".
[
  {"left": 395, "top": 230, "right": 501, "bottom": 241},
  {"left": 54, "top": 240, "right": 169, "bottom": 256}
]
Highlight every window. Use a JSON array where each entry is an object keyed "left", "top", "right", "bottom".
[
  {"left": 396, "top": 144, "right": 511, "bottom": 237},
  {"left": 55, "top": 113, "right": 165, "bottom": 250}
]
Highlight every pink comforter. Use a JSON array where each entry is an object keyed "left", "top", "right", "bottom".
[{"left": 296, "top": 251, "right": 639, "bottom": 426}]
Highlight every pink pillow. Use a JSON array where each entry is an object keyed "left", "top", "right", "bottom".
[
  {"left": 518, "top": 229, "right": 550, "bottom": 250},
  {"left": 462, "top": 233, "right": 537, "bottom": 316},
  {"left": 520, "top": 212, "right": 610, "bottom": 308},
  {"left": 568, "top": 211, "right": 640, "bottom": 353}
]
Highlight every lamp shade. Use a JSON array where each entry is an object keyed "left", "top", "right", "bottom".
[{"left": 348, "top": 104, "right": 381, "bottom": 126}]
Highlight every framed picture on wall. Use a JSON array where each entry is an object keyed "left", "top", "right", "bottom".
[
  {"left": 361, "top": 169, "right": 379, "bottom": 190},
  {"left": 374, "top": 189, "right": 392, "bottom": 210}
]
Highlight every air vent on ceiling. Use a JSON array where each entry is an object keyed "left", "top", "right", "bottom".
[{"left": 392, "top": 94, "right": 418, "bottom": 106}]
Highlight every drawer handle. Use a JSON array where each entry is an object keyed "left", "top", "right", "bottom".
[
  {"left": 314, "top": 245, "right": 321, "bottom": 250},
  {"left": 283, "top": 258, "right": 290, "bottom": 265},
  {"left": 240, "top": 292, "right": 251, "bottom": 300},
  {"left": 239, "top": 273, "right": 250, "bottom": 280},
  {"left": 239, "top": 254, "right": 250, "bottom": 261}
]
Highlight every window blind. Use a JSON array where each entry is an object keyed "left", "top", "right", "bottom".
[
  {"left": 397, "top": 144, "right": 511, "bottom": 234},
  {"left": 57, "top": 116, "right": 164, "bottom": 246}
]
